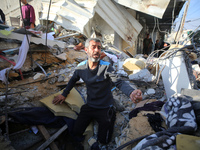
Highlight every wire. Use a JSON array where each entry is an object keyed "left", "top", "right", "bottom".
[
  {"left": 186, "top": 18, "right": 200, "bottom": 23},
  {"left": 156, "top": 18, "right": 169, "bottom": 35},
  {"left": 177, "top": 25, "right": 200, "bottom": 45},
  {"left": 45, "top": 0, "right": 52, "bottom": 64},
  {"left": 145, "top": 44, "right": 197, "bottom": 84},
  {"left": 4, "top": 69, "right": 10, "bottom": 140},
  {"left": 192, "top": 30, "right": 200, "bottom": 52},
  {"left": 19, "top": 0, "right": 32, "bottom": 68},
  {"left": 172, "top": 0, "right": 176, "bottom": 30}
]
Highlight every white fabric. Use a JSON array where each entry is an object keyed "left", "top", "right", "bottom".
[
  {"left": 0, "top": 35, "right": 31, "bottom": 83},
  {"left": 0, "top": 68, "right": 10, "bottom": 84},
  {"left": 13, "top": 35, "right": 31, "bottom": 69},
  {"left": 104, "top": 52, "right": 118, "bottom": 63}
]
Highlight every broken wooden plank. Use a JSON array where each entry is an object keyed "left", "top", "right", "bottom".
[
  {"left": 37, "top": 125, "right": 59, "bottom": 150},
  {"left": 36, "top": 124, "right": 68, "bottom": 150}
]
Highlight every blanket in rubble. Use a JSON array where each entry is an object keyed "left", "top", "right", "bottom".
[{"left": 133, "top": 95, "right": 197, "bottom": 150}]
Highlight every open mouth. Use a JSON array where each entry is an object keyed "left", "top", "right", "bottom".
[{"left": 93, "top": 53, "right": 100, "bottom": 58}]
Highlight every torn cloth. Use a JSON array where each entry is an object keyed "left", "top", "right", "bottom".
[
  {"left": 13, "top": 35, "right": 30, "bottom": 69},
  {"left": 129, "top": 101, "right": 165, "bottom": 119},
  {"left": 133, "top": 95, "right": 197, "bottom": 150},
  {"left": 8, "top": 107, "right": 75, "bottom": 132},
  {"left": 0, "top": 35, "right": 30, "bottom": 83}
]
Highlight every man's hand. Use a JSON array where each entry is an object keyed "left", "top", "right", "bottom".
[
  {"left": 52, "top": 94, "right": 66, "bottom": 105},
  {"left": 30, "top": 23, "right": 35, "bottom": 29},
  {"left": 130, "top": 89, "right": 142, "bottom": 103}
]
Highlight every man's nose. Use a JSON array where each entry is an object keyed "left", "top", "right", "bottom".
[{"left": 94, "top": 47, "right": 99, "bottom": 52}]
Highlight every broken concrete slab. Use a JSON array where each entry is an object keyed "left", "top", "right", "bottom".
[
  {"left": 40, "top": 0, "right": 94, "bottom": 37},
  {"left": 0, "top": 30, "right": 66, "bottom": 48},
  {"left": 95, "top": 0, "right": 142, "bottom": 47},
  {"left": 129, "top": 69, "right": 155, "bottom": 82},
  {"left": 114, "top": 0, "right": 170, "bottom": 19},
  {"left": 123, "top": 58, "right": 145, "bottom": 75},
  {"left": 159, "top": 51, "right": 192, "bottom": 99}
]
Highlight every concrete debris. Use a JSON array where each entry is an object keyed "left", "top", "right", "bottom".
[
  {"left": 123, "top": 58, "right": 145, "bottom": 75},
  {"left": 128, "top": 69, "right": 156, "bottom": 82},
  {"left": 0, "top": 35, "right": 200, "bottom": 149},
  {"left": 114, "top": 0, "right": 170, "bottom": 19},
  {"left": 0, "top": 0, "right": 200, "bottom": 149},
  {"left": 33, "top": 73, "right": 45, "bottom": 80}
]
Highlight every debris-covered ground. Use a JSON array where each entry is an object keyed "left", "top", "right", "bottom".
[{"left": 0, "top": 26, "right": 200, "bottom": 150}]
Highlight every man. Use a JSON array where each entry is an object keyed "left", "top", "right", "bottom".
[
  {"left": 53, "top": 38, "right": 142, "bottom": 149},
  {"left": 154, "top": 39, "right": 160, "bottom": 51},
  {"left": 21, "top": 0, "right": 35, "bottom": 29},
  {"left": 0, "top": 9, "right": 5, "bottom": 24},
  {"left": 143, "top": 33, "right": 152, "bottom": 55}
]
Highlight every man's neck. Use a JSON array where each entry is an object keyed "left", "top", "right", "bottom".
[{"left": 88, "top": 60, "right": 98, "bottom": 70}]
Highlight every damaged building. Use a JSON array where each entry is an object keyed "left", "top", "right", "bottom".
[{"left": 0, "top": 0, "right": 200, "bottom": 150}]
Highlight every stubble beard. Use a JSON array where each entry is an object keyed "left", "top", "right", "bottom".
[{"left": 88, "top": 55, "right": 100, "bottom": 62}]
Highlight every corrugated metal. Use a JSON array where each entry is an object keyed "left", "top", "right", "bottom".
[
  {"left": 114, "top": 0, "right": 170, "bottom": 19},
  {"left": 40, "top": 0, "right": 95, "bottom": 37},
  {"left": 95, "top": 0, "right": 142, "bottom": 46},
  {"left": 40, "top": 0, "right": 142, "bottom": 46}
]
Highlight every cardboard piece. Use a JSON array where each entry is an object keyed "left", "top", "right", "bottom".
[
  {"left": 40, "top": 92, "right": 78, "bottom": 120},
  {"left": 64, "top": 88, "right": 85, "bottom": 113},
  {"left": 40, "top": 87, "right": 85, "bottom": 119},
  {"left": 181, "top": 88, "right": 200, "bottom": 102},
  {"left": 176, "top": 134, "right": 200, "bottom": 150}
]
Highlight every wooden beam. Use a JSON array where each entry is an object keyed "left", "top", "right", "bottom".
[
  {"left": 37, "top": 125, "right": 59, "bottom": 150},
  {"left": 36, "top": 124, "right": 68, "bottom": 150}
]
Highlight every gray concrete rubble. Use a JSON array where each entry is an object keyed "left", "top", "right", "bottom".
[
  {"left": 0, "top": 32, "right": 200, "bottom": 150},
  {"left": 0, "top": 0, "right": 200, "bottom": 149}
]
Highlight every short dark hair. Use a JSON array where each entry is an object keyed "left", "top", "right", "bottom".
[{"left": 85, "top": 38, "right": 102, "bottom": 48}]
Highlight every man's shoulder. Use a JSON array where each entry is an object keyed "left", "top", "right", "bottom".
[
  {"left": 99, "top": 60, "right": 110, "bottom": 66},
  {"left": 26, "top": 3, "right": 34, "bottom": 8},
  {"left": 77, "top": 60, "right": 87, "bottom": 67}
]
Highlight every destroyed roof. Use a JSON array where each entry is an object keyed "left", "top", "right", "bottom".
[
  {"left": 137, "top": 0, "right": 186, "bottom": 31},
  {"left": 40, "top": 0, "right": 143, "bottom": 46}
]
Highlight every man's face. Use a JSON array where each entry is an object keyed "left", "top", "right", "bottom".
[
  {"left": 21, "top": 0, "right": 27, "bottom": 4},
  {"left": 85, "top": 40, "right": 101, "bottom": 62}
]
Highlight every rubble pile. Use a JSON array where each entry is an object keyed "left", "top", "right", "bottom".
[{"left": 0, "top": 25, "right": 200, "bottom": 150}]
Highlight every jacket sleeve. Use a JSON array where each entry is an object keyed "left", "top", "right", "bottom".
[
  {"left": 62, "top": 70, "right": 80, "bottom": 97},
  {"left": 106, "top": 64, "right": 134, "bottom": 97},
  {"left": 29, "top": 6, "right": 35, "bottom": 24}
]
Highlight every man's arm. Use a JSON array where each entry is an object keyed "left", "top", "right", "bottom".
[
  {"left": 107, "top": 65, "right": 142, "bottom": 103},
  {"left": 52, "top": 70, "right": 80, "bottom": 105},
  {"left": 29, "top": 6, "right": 35, "bottom": 28},
  {"left": 129, "top": 89, "right": 142, "bottom": 103}
]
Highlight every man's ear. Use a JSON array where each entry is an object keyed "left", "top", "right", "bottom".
[{"left": 84, "top": 47, "right": 88, "bottom": 53}]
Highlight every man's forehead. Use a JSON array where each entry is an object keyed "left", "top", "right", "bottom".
[{"left": 89, "top": 40, "right": 101, "bottom": 46}]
